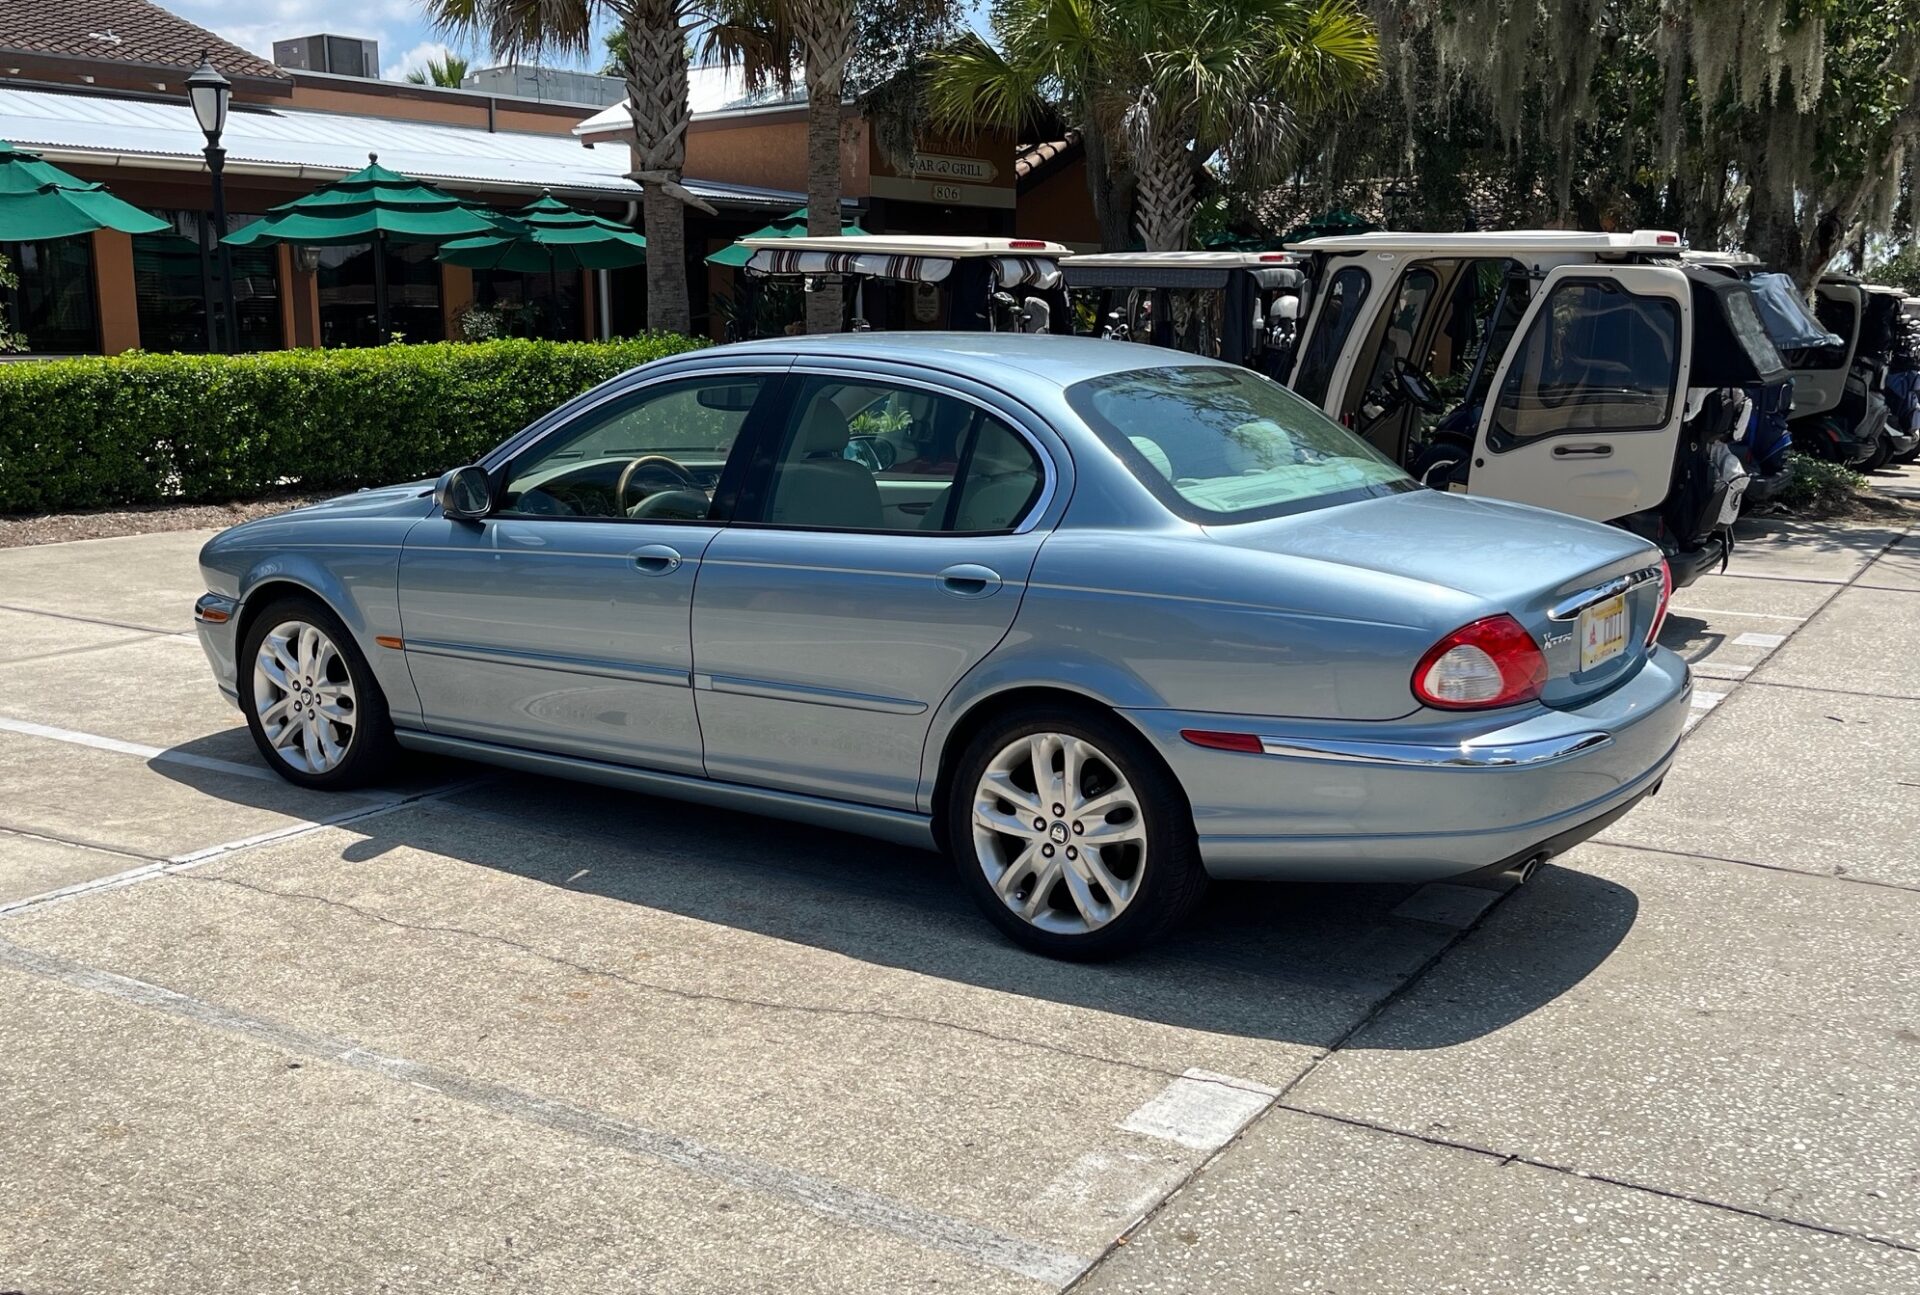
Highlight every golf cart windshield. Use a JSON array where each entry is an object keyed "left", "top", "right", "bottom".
[{"left": 1747, "top": 272, "right": 1843, "bottom": 350}]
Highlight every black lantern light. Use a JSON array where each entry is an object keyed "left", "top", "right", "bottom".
[{"left": 186, "top": 53, "right": 237, "bottom": 351}]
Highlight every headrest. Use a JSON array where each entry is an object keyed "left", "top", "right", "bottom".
[{"left": 793, "top": 398, "right": 851, "bottom": 458}]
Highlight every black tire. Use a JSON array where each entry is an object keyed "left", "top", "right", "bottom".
[
  {"left": 237, "top": 595, "right": 397, "bottom": 790},
  {"left": 1896, "top": 441, "right": 1920, "bottom": 466},
  {"left": 1862, "top": 433, "right": 1893, "bottom": 473},
  {"left": 944, "top": 705, "right": 1207, "bottom": 959}
]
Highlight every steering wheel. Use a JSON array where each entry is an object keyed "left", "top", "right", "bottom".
[
  {"left": 615, "top": 455, "right": 699, "bottom": 513},
  {"left": 1393, "top": 359, "right": 1447, "bottom": 413}
]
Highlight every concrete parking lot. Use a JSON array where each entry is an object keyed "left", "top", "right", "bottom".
[{"left": 2, "top": 479, "right": 1917, "bottom": 1293}]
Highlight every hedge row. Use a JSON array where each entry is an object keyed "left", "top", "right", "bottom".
[{"left": 0, "top": 334, "right": 706, "bottom": 515}]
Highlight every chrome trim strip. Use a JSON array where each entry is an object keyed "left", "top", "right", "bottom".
[
  {"left": 194, "top": 592, "right": 238, "bottom": 624},
  {"left": 1548, "top": 566, "right": 1662, "bottom": 621},
  {"left": 402, "top": 638, "right": 691, "bottom": 688},
  {"left": 394, "top": 729, "right": 937, "bottom": 850},
  {"left": 706, "top": 673, "right": 927, "bottom": 715},
  {"left": 1256, "top": 731, "right": 1613, "bottom": 768}
]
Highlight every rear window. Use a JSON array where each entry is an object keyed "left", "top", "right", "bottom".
[{"left": 1066, "top": 365, "right": 1414, "bottom": 523}]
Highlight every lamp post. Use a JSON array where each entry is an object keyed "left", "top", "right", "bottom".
[{"left": 187, "top": 54, "right": 237, "bottom": 352}]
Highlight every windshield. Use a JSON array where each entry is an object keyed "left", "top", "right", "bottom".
[{"left": 1066, "top": 365, "right": 1415, "bottom": 522}]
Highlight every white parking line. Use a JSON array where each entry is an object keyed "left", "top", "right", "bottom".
[
  {"left": 1669, "top": 605, "right": 1809, "bottom": 622},
  {"left": 0, "top": 934, "right": 1088, "bottom": 1286},
  {"left": 1732, "top": 631, "right": 1788, "bottom": 649},
  {"left": 0, "top": 715, "right": 283, "bottom": 783},
  {"left": 1118, "top": 1069, "right": 1279, "bottom": 1152},
  {"left": 0, "top": 778, "right": 486, "bottom": 918}
]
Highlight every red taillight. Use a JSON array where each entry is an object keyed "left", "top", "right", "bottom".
[
  {"left": 1656, "top": 233, "right": 1680, "bottom": 245},
  {"left": 1647, "top": 559, "right": 1673, "bottom": 646},
  {"left": 1009, "top": 240, "right": 1047, "bottom": 249},
  {"left": 1258, "top": 252, "right": 1290, "bottom": 262},
  {"left": 1180, "top": 729, "right": 1264, "bottom": 753},
  {"left": 1412, "top": 615, "right": 1548, "bottom": 710}
]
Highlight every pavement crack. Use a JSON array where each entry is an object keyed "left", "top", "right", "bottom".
[
  {"left": 169, "top": 871, "right": 1189, "bottom": 1083},
  {"left": 1591, "top": 837, "right": 1920, "bottom": 894},
  {"left": 1278, "top": 1103, "right": 1920, "bottom": 1257}
]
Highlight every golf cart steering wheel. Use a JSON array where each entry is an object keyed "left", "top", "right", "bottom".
[
  {"left": 616, "top": 455, "right": 699, "bottom": 513},
  {"left": 1393, "top": 358, "right": 1446, "bottom": 413}
]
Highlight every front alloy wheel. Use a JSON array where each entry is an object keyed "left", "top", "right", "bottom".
[
  {"left": 972, "top": 732, "right": 1147, "bottom": 935},
  {"left": 253, "top": 619, "right": 358, "bottom": 774}
]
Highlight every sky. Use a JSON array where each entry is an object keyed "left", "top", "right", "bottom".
[
  {"left": 161, "top": 0, "right": 608, "bottom": 83},
  {"left": 163, "top": 0, "right": 988, "bottom": 85}
]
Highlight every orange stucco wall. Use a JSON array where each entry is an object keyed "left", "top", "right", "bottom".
[
  {"left": 90, "top": 231, "right": 140, "bottom": 354},
  {"left": 285, "top": 82, "right": 587, "bottom": 136},
  {"left": 1017, "top": 155, "right": 1102, "bottom": 250},
  {"left": 685, "top": 110, "right": 867, "bottom": 198}
]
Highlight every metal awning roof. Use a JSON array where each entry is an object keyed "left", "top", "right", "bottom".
[{"left": 0, "top": 86, "right": 804, "bottom": 208}]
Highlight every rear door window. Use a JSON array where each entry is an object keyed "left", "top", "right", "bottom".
[{"left": 1490, "top": 279, "right": 1680, "bottom": 448}]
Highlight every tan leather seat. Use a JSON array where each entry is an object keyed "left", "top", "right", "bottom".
[
  {"left": 767, "top": 398, "right": 884, "bottom": 528},
  {"left": 921, "top": 425, "right": 1042, "bottom": 531}
]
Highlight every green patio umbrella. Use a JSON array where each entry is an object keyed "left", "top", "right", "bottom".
[
  {"left": 705, "top": 206, "right": 869, "bottom": 267},
  {"left": 0, "top": 140, "right": 168, "bottom": 240},
  {"left": 225, "top": 154, "right": 511, "bottom": 339},
  {"left": 436, "top": 190, "right": 646, "bottom": 272}
]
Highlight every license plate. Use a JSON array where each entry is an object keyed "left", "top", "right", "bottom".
[{"left": 1580, "top": 593, "right": 1628, "bottom": 672}]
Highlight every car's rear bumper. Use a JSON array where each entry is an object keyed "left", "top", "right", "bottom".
[{"left": 1124, "top": 647, "right": 1691, "bottom": 883}]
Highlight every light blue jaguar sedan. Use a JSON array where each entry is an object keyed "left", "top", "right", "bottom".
[{"left": 195, "top": 334, "right": 1690, "bottom": 957}]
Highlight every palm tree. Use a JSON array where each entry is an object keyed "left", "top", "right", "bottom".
[
  {"left": 404, "top": 53, "right": 472, "bottom": 86},
  {"left": 705, "top": 0, "right": 953, "bottom": 332},
  {"left": 930, "top": 0, "right": 1379, "bottom": 251},
  {"left": 426, "top": 0, "right": 717, "bottom": 334}
]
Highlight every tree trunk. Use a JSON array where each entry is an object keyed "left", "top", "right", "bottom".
[
  {"left": 802, "top": 33, "right": 850, "bottom": 335},
  {"left": 1131, "top": 112, "right": 1196, "bottom": 252},
  {"left": 624, "top": 2, "right": 696, "bottom": 335},
  {"left": 1080, "top": 118, "right": 1137, "bottom": 252}
]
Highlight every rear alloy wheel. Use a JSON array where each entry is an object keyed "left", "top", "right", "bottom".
[
  {"left": 949, "top": 708, "right": 1205, "bottom": 958},
  {"left": 239, "top": 597, "right": 395, "bottom": 790}
]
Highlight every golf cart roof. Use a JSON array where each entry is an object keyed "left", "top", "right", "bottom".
[
  {"left": 1062, "top": 250, "right": 1304, "bottom": 291},
  {"left": 1287, "top": 229, "right": 1685, "bottom": 254},
  {"left": 1861, "top": 283, "right": 1907, "bottom": 297},
  {"left": 1683, "top": 251, "right": 1761, "bottom": 267},
  {"left": 741, "top": 234, "right": 1071, "bottom": 257},
  {"left": 1064, "top": 251, "right": 1297, "bottom": 269}
]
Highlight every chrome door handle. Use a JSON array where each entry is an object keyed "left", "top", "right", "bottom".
[
  {"left": 631, "top": 544, "right": 682, "bottom": 575},
  {"left": 938, "top": 563, "right": 1002, "bottom": 598},
  {"left": 1553, "top": 443, "right": 1613, "bottom": 458}
]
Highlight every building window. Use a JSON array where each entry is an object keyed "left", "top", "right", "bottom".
[
  {"left": 1, "top": 239, "right": 100, "bottom": 354},
  {"left": 470, "top": 267, "right": 581, "bottom": 340},
  {"left": 316, "top": 241, "right": 445, "bottom": 347},
  {"left": 131, "top": 212, "right": 284, "bottom": 353}
]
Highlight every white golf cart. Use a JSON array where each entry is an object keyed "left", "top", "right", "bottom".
[
  {"left": 1790, "top": 276, "right": 1907, "bottom": 467},
  {"left": 740, "top": 234, "right": 1072, "bottom": 334},
  {"left": 1280, "top": 229, "right": 1778, "bottom": 585},
  {"left": 1058, "top": 251, "right": 1308, "bottom": 377}
]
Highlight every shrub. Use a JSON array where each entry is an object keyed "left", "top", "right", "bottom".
[
  {"left": 1774, "top": 451, "right": 1867, "bottom": 518},
  {"left": 0, "top": 334, "right": 705, "bottom": 514}
]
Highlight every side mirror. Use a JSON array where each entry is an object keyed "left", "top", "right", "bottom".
[{"left": 435, "top": 465, "right": 493, "bottom": 521}]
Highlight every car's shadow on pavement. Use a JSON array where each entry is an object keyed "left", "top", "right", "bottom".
[{"left": 151, "top": 739, "right": 1639, "bottom": 1052}]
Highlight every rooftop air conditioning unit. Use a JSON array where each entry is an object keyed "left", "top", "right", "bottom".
[{"left": 272, "top": 35, "right": 381, "bottom": 79}]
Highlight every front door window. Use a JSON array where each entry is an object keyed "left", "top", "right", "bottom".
[{"left": 500, "top": 376, "right": 768, "bottom": 521}]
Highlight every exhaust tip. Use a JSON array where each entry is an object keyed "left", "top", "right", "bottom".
[{"left": 1497, "top": 852, "right": 1549, "bottom": 889}]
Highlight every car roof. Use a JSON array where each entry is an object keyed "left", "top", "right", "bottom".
[{"left": 690, "top": 332, "right": 1236, "bottom": 389}]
